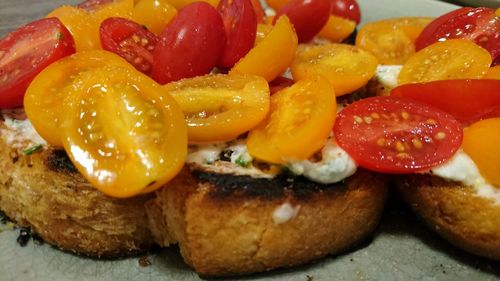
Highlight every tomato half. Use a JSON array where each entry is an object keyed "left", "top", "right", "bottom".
[
  {"left": 100, "top": 17, "right": 158, "bottom": 74},
  {"left": 416, "top": 7, "right": 500, "bottom": 65},
  {"left": 485, "top": 66, "right": 500, "bottom": 79},
  {"left": 247, "top": 76, "right": 336, "bottom": 164},
  {"left": 217, "top": 0, "right": 257, "bottom": 69},
  {"left": 391, "top": 79, "right": 500, "bottom": 125},
  {"left": 250, "top": 0, "right": 265, "bottom": 23},
  {"left": 77, "top": 0, "right": 114, "bottom": 11},
  {"left": 166, "top": 0, "right": 219, "bottom": 9},
  {"left": 275, "top": 0, "right": 331, "bottom": 43},
  {"left": 318, "top": 15, "right": 356, "bottom": 43},
  {"left": 133, "top": 0, "right": 177, "bottom": 35},
  {"left": 334, "top": 96, "right": 463, "bottom": 173},
  {"left": 0, "top": 18, "right": 75, "bottom": 109},
  {"left": 24, "top": 50, "right": 132, "bottom": 146},
  {"left": 330, "top": 0, "right": 361, "bottom": 24},
  {"left": 269, "top": 76, "right": 294, "bottom": 95},
  {"left": 62, "top": 65, "right": 187, "bottom": 198},
  {"left": 152, "top": 2, "right": 226, "bottom": 84}
]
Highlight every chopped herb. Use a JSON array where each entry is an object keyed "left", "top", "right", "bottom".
[
  {"left": 56, "top": 32, "right": 63, "bottom": 40},
  {"left": 235, "top": 156, "right": 250, "bottom": 167},
  {"left": 22, "top": 144, "right": 43, "bottom": 156}
]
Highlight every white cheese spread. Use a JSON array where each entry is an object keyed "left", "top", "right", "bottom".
[
  {"left": 1, "top": 115, "right": 46, "bottom": 149},
  {"left": 374, "top": 65, "right": 402, "bottom": 91},
  {"left": 272, "top": 202, "right": 300, "bottom": 224}
]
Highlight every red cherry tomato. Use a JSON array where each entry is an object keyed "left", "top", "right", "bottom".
[
  {"left": 100, "top": 17, "right": 158, "bottom": 74},
  {"left": 0, "top": 18, "right": 75, "bottom": 109},
  {"left": 152, "top": 2, "right": 226, "bottom": 84},
  {"left": 250, "top": 0, "right": 266, "bottom": 23},
  {"left": 416, "top": 7, "right": 500, "bottom": 66},
  {"left": 391, "top": 79, "right": 500, "bottom": 125},
  {"left": 334, "top": 96, "right": 463, "bottom": 173},
  {"left": 269, "top": 76, "right": 294, "bottom": 94},
  {"left": 330, "top": 0, "right": 361, "bottom": 24},
  {"left": 275, "top": 0, "right": 332, "bottom": 43},
  {"left": 217, "top": 0, "right": 257, "bottom": 69},
  {"left": 77, "top": 0, "right": 114, "bottom": 12}
]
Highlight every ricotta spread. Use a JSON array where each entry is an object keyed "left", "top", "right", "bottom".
[{"left": 0, "top": 115, "right": 46, "bottom": 149}]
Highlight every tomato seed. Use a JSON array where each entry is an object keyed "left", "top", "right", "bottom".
[
  {"left": 363, "top": 116, "right": 373, "bottom": 124},
  {"left": 377, "top": 138, "right": 386, "bottom": 147},
  {"left": 395, "top": 141, "right": 405, "bottom": 152},
  {"left": 371, "top": 113, "right": 380, "bottom": 119},
  {"left": 412, "top": 138, "right": 423, "bottom": 149},
  {"left": 354, "top": 115, "right": 363, "bottom": 124},
  {"left": 426, "top": 118, "right": 437, "bottom": 125},
  {"left": 435, "top": 132, "right": 446, "bottom": 140},
  {"left": 401, "top": 111, "right": 409, "bottom": 120}
]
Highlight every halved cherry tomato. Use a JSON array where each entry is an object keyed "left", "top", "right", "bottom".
[
  {"left": 355, "top": 17, "right": 433, "bottom": 65},
  {"left": 391, "top": 79, "right": 500, "bottom": 125},
  {"left": 255, "top": 23, "right": 273, "bottom": 45},
  {"left": 250, "top": 0, "right": 265, "bottom": 23},
  {"left": 0, "top": 18, "right": 75, "bottom": 109},
  {"left": 152, "top": 2, "right": 225, "bottom": 84},
  {"left": 100, "top": 17, "right": 158, "bottom": 74},
  {"left": 133, "top": 0, "right": 177, "bottom": 35},
  {"left": 291, "top": 43, "right": 378, "bottom": 96},
  {"left": 167, "top": 0, "right": 219, "bottom": 9},
  {"left": 231, "top": 16, "right": 298, "bottom": 82},
  {"left": 463, "top": 118, "right": 500, "bottom": 187},
  {"left": 269, "top": 76, "right": 294, "bottom": 95},
  {"left": 164, "top": 74, "right": 270, "bottom": 142},
  {"left": 334, "top": 96, "right": 463, "bottom": 173},
  {"left": 275, "top": 0, "right": 331, "bottom": 43},
  {"left": 217, "top": 0, "right": 257, "bottom": 69},
  {"left": 24, "top": 50, "right": 132, "bottom": 146},
  {"left": 62, "top": 65, "right": 187, "bottom": 198},
  {"left": 318, "top": 15, "right": 356, "bottom": 43},
  {"left": 398, "top": 39, "right": 492, "bottom": 85},
  {"left": 485, "top": 66, "right": 500, "bottom": 79},
  {"left": 77, "top": 0, "right": 114, "bottom": 11},
  {"left": 330, "top": 0, "right": 361, "bottom": 24},
  {"left": 266, "top": 0, "right": 288, "bottom": 11},
  {"left": 416, "top": 7, "right": 500, "bottom": 66},
  {"left": 247, "top": 76, "right": 336, "bottom": 164}
]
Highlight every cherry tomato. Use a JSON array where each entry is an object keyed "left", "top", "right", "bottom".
[
  {"left": 416, "top": 7, "right": 500, "bottom": 65},
  {"left": 24, "top": 51, "right": 132, "bottom": 147},
  {"left": 152, "top": 2, "right": 226, "bottom": 84},
  {"left": 266, "top": 0, "right": 288, "bottom": 11},
  {"left": 391, "top": 79, "right": 500, "bottom": 125},
  {"left": 269, "top": 76, "right": 294, "bottom": 95},
  {"left": 77, "top": 0, "right": 114, "bottom": 11},
  {"left": 100, "top": 17, "right": 158, "bottom": 74},
  {"left": 164, "top": 74, "right": 270, "bottom": 142},
  {"left": 167, "top": 0, "right": 219, "bottom": 9},
  {"left": 275, "top": 0, "right": 331, "bottom": 43},
  {"left": 133, "top": 0, "right": 177, "bottom": 35},
  {"left": 398, "top": 39, "right": 492, "bottom": 85},
  {"left": 255, "top": 23, "right": 273, "bottom": 45},
  {"left": 250, "top": 0, "right": 265, "bottom": 23},
  {"left": 217, "top": 0, "right": 257, "bottom": 69},
  {"left": 0, "top": 18, "right": 75, "bottom": 109},
  {"left": 62, "top": 65, "right": 187, "bottom": 198},
  {"left": 330, "top": 0, "right": 361, "bottom": 24},
  {"left": 485, "top": 66, "right": 500, "bottom": 79},
  {"left": 318, "top": 15, "right": 356, "bottom": 43},
  {"left": 291, "top": 43, "right": 378, "bottom": 96},
  {"left": 334, "top": 96, "right": 463, "bottom": 173},
  {"left": 247, "top": 76, "right": 336, "bottom": 164}
]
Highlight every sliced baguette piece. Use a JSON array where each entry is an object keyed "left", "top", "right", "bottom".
[
  {"left": 394, "top": 174, "right": 500, "bottom": 261},
  {"left": 147, "top": 165, "right": 388, "bottom": 277}
]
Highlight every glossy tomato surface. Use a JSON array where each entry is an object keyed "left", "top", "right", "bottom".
[
  {"left": 331, "top": 0, "right": 361, "bottom": 24},
  {"left": 0, "top": 18, "right": 75, "bottom": 109},
  {"left": 152, "top": 2, "right": 226, "bottom": 84},
  {"left": 77, "top": 0, "right": 114, "bottom": 11},
  {"left": 334, "top": 96, "right": 463, "bottom": 173},
  {"left": 100, "top": 17, "right": 158, "bottom": 74}
]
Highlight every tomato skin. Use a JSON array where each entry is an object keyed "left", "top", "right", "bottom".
[
  {"left": 77, "top": 0, "right": 114, "bottom": 11},
  {"left": 391, "top": 79, "right": 500, "bottom": 125},
  {"left": 250, "top": 0, "right": 265, "bottom": 23},
  {"left": 0, "top": 18, "right": 75, "bottom": 109},
  {"left": 152, "top": 2, "right": 226, "bottom": 84},
  {"left": 217, "top": 0, "right": 257, "bottom": 69},
  {"left": 330, "top": 0, "right": 361, "bottom": 24},
  {"left": 275, "top": 0, "right": 332, "bottom": 43},
  {"left": 100, "top": 17, "right": 158, "bottom": 74},
  {"left": 269, "top": 76, "right": 294, "bottom": 94},
  {"left": 334, "top": 96, "right": 463, "bottom": 173}
]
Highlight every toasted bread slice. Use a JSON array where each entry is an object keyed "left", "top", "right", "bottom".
[
  {"left": 0, "top": 118, "right": 153, "bottom": 258},
  {"left": 394, "top": 175, "right": 500, "bottom": 261},
  {"left": 147, "top": 165, "right": 388, "bottom": 277}
]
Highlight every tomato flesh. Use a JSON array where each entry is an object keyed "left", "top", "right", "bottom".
[
  {"left": 77, "top": 0, "right": 114, "bottom": 11},
  {"left": 0, "top": 18, "right": 75, "bottom": 109},
  {"left": 330, "top": 0, "right": 361, "bottom": 24},
  {"left": 152, "top": 2, "right": 226, "bottom": 84},
  {"left": 334, "top": 96, "right": 463, "bottom": 173}
]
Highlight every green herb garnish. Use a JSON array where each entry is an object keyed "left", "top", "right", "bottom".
[
  {"left": 22, "top": 144, "right": 43, "bottom": 155},
  {"left": 56, "top": 32, "right": 63, "bottom": 40},
  {"left": 235, "top": 156, "right": 250, "bottom": 168}
]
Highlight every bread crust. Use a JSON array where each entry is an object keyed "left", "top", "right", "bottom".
[
  {"left": 394, "top": 174, "right": 500, "bottom": 261},
  {"left": 0, "top": 122, "right": 153, "bottom": 258},
  {"left": 148, "top": 166, "right": 388, "bottom": 277}
]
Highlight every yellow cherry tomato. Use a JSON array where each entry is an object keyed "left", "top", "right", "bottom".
[
  {"left": 164, "top": 74, "right": 270, "bottom": 143},
  {"left": 291, "top": 43, "right": 378, "bottom": 96},
  {"left": 231, "top": 16, "right": 298, "bottom": 82},
  {"left": 24, "top": 50, "right": 133, "bottom": 147},
  {"left": 266, "top": 0, "right": 288, "bottom": 11},
  {"left": 463, "top": 118, "right": 500, "bottom": 187},
  {"left": 318, "top": 15, "right": 356, "bottom": 43},
  {"left": 167, "top": 0, "right": 219, "bottom": 9},
  {"left": 255, "top": 23, "right": 273, "bottom": 46},
  {"left": 62, "top": 65, "right": 187, "bottom": 198},
  {"left": 355, "top": 17, "right": 433, "bottom": 65},
  {"left": 485, "top": 66, "right": 500, "bottom": 80},
  {"left": 133, "top": 0, "right": 177, "bottom": 34},
  {"left": 247, "top": 76, "right": 336, "bottom": 164},
  {"left": 496, "top": 8, "right": 500, "bottom": 17},
  {"left": 398, "top": 39, "right": 492, "bottom": 85}
]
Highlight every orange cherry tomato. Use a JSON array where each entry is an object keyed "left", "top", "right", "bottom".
[
  {"left": 133, "top": 0, "right": 177, "bottom": 35},
  {"left": 485, "top": 66, "right": 500, "bottom": 79},
  {"left": 291, "top": 43, "right": 378, "bottom": 96},
  {"left": 398, "top": 39, "right": 492, "bottom": 85},
  {"left": 355, "top": 17, "right": 433, "bottom": 65},
  {"left": 62, "top": 65, "right": 187, "bottom": 198},
  {"left": 230, "top": 16, "right": 298, "bottom": 81},
  {"left": 24, "top": 50, "right": 132, "bottom": 147},
  {"left": 247, "top": 76, "right": 336, "bottom": 164},
  {"left": 318, "top": 15, "right": 356, "bottom": 43},
  {"left": 266, "top": 0, "right": 288, "bottom": 11},
  {"left": 167, "top": 0, "right": 219, "bottom": 9},
  {"left": 463, "top": 118, "right": 500, "bottom": 187},
  {"left": 164, "top": 74, "right": 270, "bottom": 143}
]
